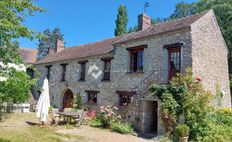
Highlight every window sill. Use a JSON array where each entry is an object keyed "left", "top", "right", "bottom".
[
  {"left": 102, "top": 79, "right": 111, "bottom": 82},
  {"left": 87, "top": 103, "right": 98, "bottom": 106},
  {"left": 126, "top": 72, "right": 144, "bottom": 77}
]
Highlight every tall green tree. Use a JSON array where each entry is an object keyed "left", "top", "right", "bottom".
[
  {"left": 114, "top": 5, "right": 128, "bottom": 36},
  {"left": 37, "top": 27, "right": 64, "bottom": 59},
  {"left": 0, "top": 0, "right": 43, "bottom": 63},
  {"left": 170, "top": 1, "right": 198, "bottom": 19},
  {"left": 0, "top": 0, "right": 43, "bottom": 103}
]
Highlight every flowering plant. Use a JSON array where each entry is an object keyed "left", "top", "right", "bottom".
[{"left": 98, "top": 105, "right": 121, "bottom": 128}]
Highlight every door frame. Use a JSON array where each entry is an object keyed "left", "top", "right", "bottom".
[
  {"left": 168, "top": 47, "right": 181, "bottom": 80},
  {"left": 63, "top": 89, "right": 74, "bottom": 109}
]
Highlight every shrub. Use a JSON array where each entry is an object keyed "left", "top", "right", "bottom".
[
  {"left": 151, "top": 68, "right": 232, "bottom": 141},
  {"left": 97, "top": 105, "right": 120, "bottom": 128},
  {"left": 174, "top": 124, "right": 189, "bottom": 137},
  {"left": 89, "top": 119, "right": 103, "bottom": 127},
  {"left": 72, "top": 93, "right": 83, "bottom": 109},
  {"left": 89, "top": 105, "right": 135, "bottom": 135},
  {"left": 111, "top": 122, "right": 134, "bottom": 134},
  {"left": 160, "top": 92, "right": 179, "bottom": 131},
  {"left": 212, "top": 107, "right": 232, "bottom": 126}
]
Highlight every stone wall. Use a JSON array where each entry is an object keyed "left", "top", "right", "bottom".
[
  {"left": 191, "top": 10, "right": 231, "bottom": 107},
  {"left": 34, "top": 53, "right": 117, "bottom": 109},
  {"left": 34, "top": 29, "right": 192, "bottom": 135}
]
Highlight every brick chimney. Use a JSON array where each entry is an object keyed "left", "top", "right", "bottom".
[
  {"left": 55, "top": 39, "right": 64, "bottom": 53},
  {"left": 48, "top": 48, "right": 55, "bottom": 54},
  {"left": 138, "top": 13, "right": 151, "bottom": 31}
]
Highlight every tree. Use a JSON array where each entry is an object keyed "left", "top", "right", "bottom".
[
  {"left": 37, "top": 27, "right": 64, "bottom": 59},
  {"left": 0, "top": 0, "right": 43, "bottom": 63},
  {"left": 169, "top": 1, "right": 198, "bottom": 19},
  {"left": 128, "top": 25, "right": 138, "bottom": 33},
  {"left": 114, "top": 5, "right": 128, "bottom": 36},
  {"left": 0, "top": 0, "right": 43, "bottom": 103}
]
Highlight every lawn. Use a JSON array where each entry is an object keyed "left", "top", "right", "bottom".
[
  {"left": 0, "top": 113, "right": 153, "bottom": 142},
  {"left": 0, "top": 113, "right": 86, "bottom": 142}
]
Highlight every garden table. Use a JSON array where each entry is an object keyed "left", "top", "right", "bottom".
[{"left": 57, "top": 112, "right": 83, "bottom": 124}]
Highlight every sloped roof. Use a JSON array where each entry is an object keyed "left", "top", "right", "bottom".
[
  {"left": 35, "top": 11, "right": 208, "bottom": 65},
  {"left": 114, "top": 11, "right": 207, "bottom": 44},
  {"left": 35, "top": 37, "right": 122, "bottom": 64},
  {"left": 18, "top": 48, "right": 37, "bottom": 64}
]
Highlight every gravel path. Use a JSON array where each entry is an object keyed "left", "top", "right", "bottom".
[{"left": 57, "top": 126, "right": 154, "bottom": 142}]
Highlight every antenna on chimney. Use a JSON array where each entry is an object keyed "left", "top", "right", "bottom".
[{"left": 144, "top": 1, "right": 149, "bottom": 13}]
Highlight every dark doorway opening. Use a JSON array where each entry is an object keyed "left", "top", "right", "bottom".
[{"left": 144, "top": 100, "right": 158, "bottom": 135}]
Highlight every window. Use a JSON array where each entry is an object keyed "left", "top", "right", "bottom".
[
  {"left": 45, "top": 65, "right": 52, "bottom": 80},
  {"left": 127, "top": 45, "right": 147, "bottom": 73},
  {"left": 79, "top": 62, "right": 86, "bottom": 81},
  {"left": 102, "top": 59, "right": 112, "bottom": 80},
  {"left": 85, "top": 90, "right": 99, "bottom": 105},
  {"left": 120, "top": 95, "right": 132, "bottom": 106},
  {"left": 117, "top": 91, "right": 136, "bottom": 106},
  {"left": 168, "top": 48, "right": 181, "bottom": 80},
  {"left": 60, "top": 64, "right": 68, "bottom": 81}
]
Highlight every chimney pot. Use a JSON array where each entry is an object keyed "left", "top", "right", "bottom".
[{"left": 138, "top": 13, "right": 151, "bottom": 31}]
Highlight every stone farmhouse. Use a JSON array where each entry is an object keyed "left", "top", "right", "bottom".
[{"left": 34, "top": 10, "right": 231, "bottom": 135}]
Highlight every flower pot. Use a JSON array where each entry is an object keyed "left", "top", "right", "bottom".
[{"left": 180, "top": 136, "right": 188, "bottom": 142}]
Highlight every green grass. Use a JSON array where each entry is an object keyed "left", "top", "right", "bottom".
[
  {"left": 111, "top": 122, "right": 134, "bottom": 134},
  {"left": 0, "top": 113, "right": 87, "bottom": 142}
]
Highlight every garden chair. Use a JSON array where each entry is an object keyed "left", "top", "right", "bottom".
[
  {"left": 83, "top": 109, "right": 96, "bottom": 126},
  {"left": 51, "top": 108, "right": 61, "bottom": 126},
  {"left": 73, "top": 109, "right": 84, "bottom": 127}
]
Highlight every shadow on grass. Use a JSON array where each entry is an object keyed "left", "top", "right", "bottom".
[{"left": 25, "top": 121, "right": 39, "bottom": 126}]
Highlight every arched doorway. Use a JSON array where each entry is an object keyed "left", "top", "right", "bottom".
[{"left": 63, "top": 89, "right": 74, "bottom": 109}]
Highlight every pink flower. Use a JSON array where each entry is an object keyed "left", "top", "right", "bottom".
[
  {"left": 196, "top": 77, "right": 202, "bottom": 82},
  {"left": 113, "top": 106, "right": 118, "bottom": 110}
]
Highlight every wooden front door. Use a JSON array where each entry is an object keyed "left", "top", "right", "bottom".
[
  {"left": 63, "top": 89, "right": 74, "bottom": 109},
  {"left": 168, "top": 47, "right": 181, "bottom": 80}
]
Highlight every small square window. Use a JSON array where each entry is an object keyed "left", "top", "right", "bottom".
[{"left": 85, "top": 91, "right": 99, "bottom": 105}]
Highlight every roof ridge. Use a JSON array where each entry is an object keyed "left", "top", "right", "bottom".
[
  {"left": 151, "top": 10, "right": 209, "bottom": 27},
  {"left": 66, "top": 36, "right": 123, "bottom": 50},
  {"left": 19, "top": 48, "right": 37, "bottom": 51}
]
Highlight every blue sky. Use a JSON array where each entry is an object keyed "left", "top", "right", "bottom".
[{"left": 19, "top": 0, "right": 196, "bottom": 49}]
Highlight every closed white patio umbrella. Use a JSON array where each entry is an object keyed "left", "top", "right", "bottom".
[{"left": 36, "top": 78, "right": 50, "bottom": 124}]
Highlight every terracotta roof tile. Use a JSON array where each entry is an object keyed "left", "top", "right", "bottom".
[
  {"left": 35, "top": 11, "right": 208, "bottom": 65},
  {"left": 35, "top": 36, "right": 122, "bottom": 64},
  {"left": 18, "top": 48, "right": 37, "bottom": 64},
  {"left": 114, "top": 11, "right": 208, "bottom": 44}
]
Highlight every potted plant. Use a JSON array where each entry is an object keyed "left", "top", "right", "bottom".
[{"left": 175, "top": 124, "right": 190, "bottom": 142}]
